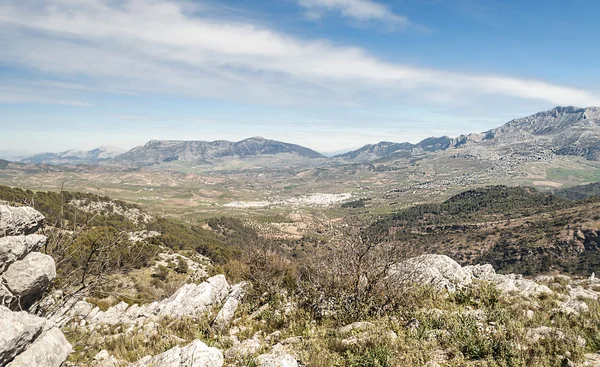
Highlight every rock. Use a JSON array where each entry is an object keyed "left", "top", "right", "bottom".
[
  {"left": 0, "top": 235, "right": 46, "bottom": 272},
  {"left": 560, "top": 299, "right": 589, "bottom": 315},
  {"left": 582, "top": 353, "right": 600, "bottom": 367},
  {"left": 254, "top": 347, "right": 298, "bottom": 367},
  {"left": 0, "top": 207, "right": 44, "bottom": 237},
  {"left": 92, "top": 350, "right": 122, "bottom": 367},
  {"left": 55, "top": 276, "right": 235, "bottom": 327},
  {"left": 2, "top": 252, "right": 56, "bottom": 309},
  {"left": 0, "top": 306, "right": 46, "bottom": 365},
  {"left": 338, "top": 321, "right": 375, "bottom": 335},
  {"left": 0, "top": 284, "right": 13, "bottom": 307},
  {"left": 569, "top": 286, "right": 599, "bottom": 300},
  {"left": 463, "top": 264, "right": 495, "bottom": 279},
  {"left": 6, "top": 327, "right": 72, "bottom": 367},
  {"left": 225, "top": 338, "right": 261, "bottom": 360},
  {"left": 132, "top": 340, "right": 223, "bottom": 367},
  {"left": 470, "top": 268, "right": 552, "bottom": 297},
  {"left": 390, "top": 255, "right": 472, "bottom": 291},
  {"left": 527, "top": 326, "right": 586, "bottom": 348},
  {"left": 157, "top": 275, "right": 230, "bottom": 318},
  {"left": 213, "top": 282, "right": 250, "bottom": 330}
]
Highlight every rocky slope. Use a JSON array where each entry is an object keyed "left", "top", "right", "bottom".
[
  {"left": 0, "top": 205, "right": 72, "bottom": 367},
  {"left": 58, "top": 254, "right": 600, "bottom": 367},
  {"left": 110, "top": 137, "right": 326, "bottom": 166}
]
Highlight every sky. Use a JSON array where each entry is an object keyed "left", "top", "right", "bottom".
[{"left": 1, "top": 0, "right": 600, "bottom": 156}]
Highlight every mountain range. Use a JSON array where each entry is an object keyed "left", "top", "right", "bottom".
[
  {"left": 16, "top": 106, "right": 600, "bottom": 166},
  {"left": 20, "top": 146, "right": 125, "bottom": 165}
]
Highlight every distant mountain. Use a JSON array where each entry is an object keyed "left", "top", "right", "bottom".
[
  {"left": 20, "top": 146, "right": 125, "bottom": 165},
  {"left": 111, "top": 137, "right": 326, "bottom": 166},
  {"left": 336, "top": 106, "right": 600, "bottom": 162},
  {"left": 481, "top": 106, "right": 600, "bottom": 159},
  {"left": 334, "top": 136, "right": 458, "bottom": 162}
]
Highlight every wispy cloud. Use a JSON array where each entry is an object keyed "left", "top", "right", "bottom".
[
  {"left": 0, "top": 0, "right": 598, "bottom": 111},
  {"left": 296, "top": 0, "right": 409, "bottom": 26}
]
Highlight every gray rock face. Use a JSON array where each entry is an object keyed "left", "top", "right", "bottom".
[
  {"left": 391, "top": 255, "right": 553, "bottom": 297},
  {"left": 0, "top": 235, "right": 46, "bottom": 273},
  {"left": 132, "top": 340, "right": 223, "bottom": 367},
  {"left": 0, "top": 207, "right": 44, "bottom": 237},
  {"left": 6, "top": 327, "right": 72, "bottom": 367},
  {"left": 213, "top": 281, "right": 250, "bottom": 330},
  {"left": 0, "top": 206, "right": 71, "bottom": 367},
  {"left": 3, "top": 252, "right": 56, "bottom": 309},
  {"left": 56, "top": 275, "right": 232, "bottom": 327},
  {"left": 0, "top": 284, "right": 13, "bottom": 307},
  {"left": 157, "top": 275, "right": 230, "bottom": 318},
  {"left": 390, "top": 254, "right": 472, "bottom": 291},
  {"left": 0, "top": 306, "right": 46, "bottom": 365}
]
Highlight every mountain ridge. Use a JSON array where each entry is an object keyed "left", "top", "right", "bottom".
[
  {"left": 110, "top": 136, "right": 326, "bottom": 166},
  {"left": 335, "top": 106, "right": 600, "bottom": 162},
  {"left": 18, "top": 106, "right": 600, "bottom": 166}
]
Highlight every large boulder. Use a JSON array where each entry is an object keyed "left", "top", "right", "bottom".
[
  {"left": 0, "top": 306, "right": 46, "bottom": 365},
  {"left": 0, "top": 235, "right": 46, "bottom": 272},
  {"left": 390, "top": 254, "right": 472, "bottom": 291},
  {"left": 0, "top": 207, "right": 44, "bottom": 237},
  {"left": 2, "top": 252, "right": 56, "bottom": 309},
  {"left": 132, "top": 340, "right": 223, "bottom": 367},
  {"left": 6, "top": 327, "right": 72, "bottom": 367}
]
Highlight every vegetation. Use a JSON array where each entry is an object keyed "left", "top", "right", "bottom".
[{"left": 367, "top": 186, "right": 600, "bottom": 276}]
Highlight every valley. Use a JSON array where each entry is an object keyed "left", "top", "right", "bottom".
[{"left": 4, "top": 107, "right": 600, "bottom": 367}]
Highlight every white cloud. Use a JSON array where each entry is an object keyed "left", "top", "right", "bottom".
[
  {"left": 0, "top": 0, "right": 598, "bottom": 111},
  {"left": 296, "top": 0, "right": 408, "bottom": 26}
]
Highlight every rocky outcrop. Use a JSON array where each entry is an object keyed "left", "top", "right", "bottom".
[
  {"left": 0, "top": 306, "right": 46, "bottom": 364},
  {"left": 0, "top": 205, "right": 71, "bottom": 367},
  {"left": 390, "top": 254, "right": 472, "bottom": 291},
  {"left": 55, "top": 274, "right": 233, "bottom": 328},
  {"left": 6, "top": 327, "right": 72, "bottom": 367},
  {"left": 213, "top": 281, "right": 250, "bottom": 330},
  {"left": 131, "top": 340, "right": 223, "bottom": 367},
  {"left": 391, "top": 254, "right": 552, "bottom": 297},
  {"left": 3, "top": 252, "right": 56, "bottom": 309},
  {"left": 0, "top": 207, "right": 45, "bottom": 237}
]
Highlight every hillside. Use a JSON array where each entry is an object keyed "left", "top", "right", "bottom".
[
  {"left": 368, "top": 185, "right": 600, "bottom": 275},
  {"left": 111, "top": 137, "right": 326, "bottom": 166},
  {"left": 556, "top": 182, "right": 600, "bottom": 200}
]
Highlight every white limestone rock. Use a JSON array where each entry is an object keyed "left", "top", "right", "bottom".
[
  {"left": 214, "top": 281, "right": 250, "bottom": 330},
  {"left": 0, "top": 235, "right": 46, "bottom": 272},
  {"left": 0, "top": 306, "right": 46, "bottom": 365},
  {"left": 132, "top": 340, "right": 223, "bottom": 367},
  {"left": 224, "top": 338, "right": 261, "bottom": 360},
  {"left": 6, "top": 327, "right": 72, "bottom": 367},
  {"left": 2, "top": 252, "right": 56, "bottom": 309},
  {"left": 156, "top": 275, "right": 230, "bottom": 318},
  {"left": 0, "top": 207, "right": 44, "bottom": 237},
  {"left": 254, "top": 345, "right": 298, "bottom": 367},
  {"left": 390, "top": 254, "right": 472, "bottom": 291}
]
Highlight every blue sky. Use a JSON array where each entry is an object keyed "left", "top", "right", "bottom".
[{"left": 1, "top": 0, "right": 599, "bottom": 155}]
